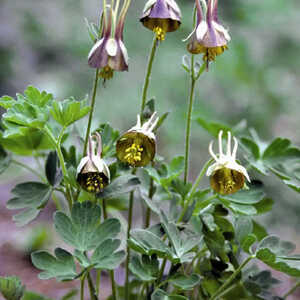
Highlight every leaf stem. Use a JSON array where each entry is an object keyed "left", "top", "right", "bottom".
[
  {"left": 96, "top": 270, "right": 101, "bottom": 297},
  {"left": 140, "top": 35, "right": 158, "bottom": 115},
  {"left": 157, "top": 257, "right": 168, "bottom": 286},
  {"left": 80, "top": 274, "right": 86, "bottom": 300},
  {"left": 83, "top": 69, "right": 100, "bottom": 155},
  {"left": 209, "top": 256, "right": 254, "bottom": 300},
  {"left": 87, "top": 272, "right": 98, "bottom": 300},
  {"left": 11, "top": 159, "right": 45, "bottom": 181},
  {"left": 102, "top": 198, "right": 117, "bottom": 300},
  {"left": 283, "top": 280, "right": 300, "bottom": 299}
]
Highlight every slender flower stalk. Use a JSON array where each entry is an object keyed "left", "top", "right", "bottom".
[
  {"left": 183, "top": 55, "right": 196, "bottom": 185},
  {"left": 84, "top": 69, "right": 100, "bottom": 156},
  {"left": 141, "top": 35, "right": 158, "bottom": 115},
  {"left": 102, "top": 198, "right": 117, "bottom": 300},
  {"left": 125, "top": 185, "right": 135, "bottom": 300},
  {"left": 178, "top": 158, "right": 215, "bottom": 223}
]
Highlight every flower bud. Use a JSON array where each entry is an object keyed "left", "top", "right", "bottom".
[
  {"left": 186, "top": 0, "right": 230, "bottom": 67},
  {"left": 206, "top": 130, "right": 250, "bottom": 195},
  {"left": 116, "top": 113, "right": 159, "bottom": 167},
  {"left": 77, "top": 133, "right": 110, "bottom": 193},
  {"left": 140, "top": 0, "right": 182, "bottom": 41}
]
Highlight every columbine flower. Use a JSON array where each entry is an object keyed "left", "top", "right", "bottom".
[
  {"left": 77, "top": 133, "right": 110, "bottom": 193},
  {"left": 140, "top": 0, "right": 181, "bottom": 41},
  {"left": 88, "top": 0, "right": 130, "bottom": 80},
  {"left": 116, "top": 112, "right": 159, "bottom": 167},
  {"left": 186, "top": 0, "right": 230, "bottom": 67},
  {"left": 206, "top": 130, "right": 250, "bottom": 195}
]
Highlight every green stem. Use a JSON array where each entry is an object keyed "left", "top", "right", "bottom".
[
  {"left": 96, "top": 270, "right": 101, "bottom": 297},
  {"left": 209, "top": 256, "right": 254, "bottom": 300},
  {"left": 178, "top": 158, "right": 214, "bottom": 223},
  {"left": 125, "top": 189, "right": 135, "bottom": 300},
  {"left": 11, "top": 159, "right": 45, "bottom": 181},
  {"left": 80, "top": 274, "right": 86, "bottom": 300},
  {"left": 87, "top": 272, "right": 98, "bottom": 300},
  {"left": 43, "top": 125, "right": 73, "bottom": 210},
  {"left": 83, "top": 69, "right": 100, "bottom": 155},
  {"left": 138, "top": 283, "right": 146, "bottom": 300},
  {"left": 144, "top": 177, "right": 155, "bottom": 228},
  {"left": 283, "top": 280, "right": 300, "bottom": 299},
  {"left": 51, "top": 192, "right": 62, "bottom": 211},
  {"left": 157, "top": 257, "right": 167, "bottom": 286},
  {"left": 102, "top": 198, "right": 117, "bottom": 300},
  {"left": 183, "top": 55, "right": 196, "bottom": 184},
  {"left": 140, "top": 35, "right": 158, "bottom": 115}
]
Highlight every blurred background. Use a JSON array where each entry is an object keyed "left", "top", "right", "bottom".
[{"left": 0, "top": 0, "right": 300, "bottom": 299}]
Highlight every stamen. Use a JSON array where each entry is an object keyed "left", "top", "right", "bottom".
[
  {"left": 124, "top": 143, "right": 143, "bottom": 165},
  {"left": 99, "top": 65, "right": 114, "bottom": 80},
  {"left": 153, "top": 26, "right": 165, "bottom": 41},
  {"left": 85, "top": 173, "right": 104, "bottom": 193}
]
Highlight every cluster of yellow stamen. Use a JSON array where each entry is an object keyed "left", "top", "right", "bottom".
[
  {"left": 203, "top": 46, "right": 228, "bottom": 62},
  {"left": 85, "top": 173, "right": 104, "bottom": 193},
  {"left": 124, "top": 143, "right": 143, "bottom": 166},
  {"left": 153, "top": 26, "right": 165, "bottom": 41},
  {"left": 218, "top": 178, "right": 235, "bottom": 194},
  {"left": 99, "top": 66, "right": 114, "bottom": 80}
]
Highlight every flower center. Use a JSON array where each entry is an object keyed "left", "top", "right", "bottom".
[
  {"left": 99, "top": 66, "right": 114, "bottom": 80},
  {"left": 153, "top": 26, "right": 165, "bottom": 41},
  {"left": 85, "top": 173, "right": 104, "bottom": 193},
  {"left": 210, "top": 167, "right": 244, "bottom": 195},
  {"left": 124, "top": 143, "right": 143, "bottom": 166},
  {"left": 203, "top": 46, "right": 228, "bottom": 62}
]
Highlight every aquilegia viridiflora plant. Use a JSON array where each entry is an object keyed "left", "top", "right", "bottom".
[{"left": 0, "top": 0, "right": 300, "bottom": 299}]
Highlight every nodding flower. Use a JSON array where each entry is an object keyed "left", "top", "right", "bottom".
[
  {"left": 206, "top": 130, "right": 250, "bottom": 195},
  {"left": 140, "top": 0, "right": 181, "bottom": 41},
  {"left": 77, "top": 132, "right": 110, "bottom": 193},
  {"left": 186, "top": 0, "right": 230, "bottom": 68},
  {"left": 88, "top": 0, "right": 131, "bottom": 80},
  {"left": 116, "top": 112, "right": 159, "bottom": 167}
]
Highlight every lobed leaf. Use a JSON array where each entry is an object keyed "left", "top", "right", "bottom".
[
  {"left": 31, "top": 248, "right": 77, "bottom": 281},
  {"left": 255, "top": 235, "right": 300, "bottom": 277},
  {"left": 50, "top": 97, "right": 90, "bottom": 127},
  {"left": 54, "top": 201, "right": 121, "bottom": 251},
  {"left": 6, "top": 182, "right": 52, "bottom": 226}
]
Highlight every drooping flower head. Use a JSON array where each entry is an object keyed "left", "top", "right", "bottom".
[
  {"left": 116, "top": 112, "right": 159, "bottom": 167},
  {"left": 77, "top": 132, "right": 110, "bottom": 193},
  {"left": 206, "top": 130, "right": 250, "bottom": 195},
  {"left": 140, "top": 0, "right": 182, "bottom": 41},
  {"left": 88, "top": 0, "right": 131, "bottom": 80},
  {"left": 187, "top": 0, "right": 230, "bottom": 67}
]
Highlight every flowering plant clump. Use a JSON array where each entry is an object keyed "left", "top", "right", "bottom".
[{"left": 1, "top": 0, "right": 300, "bottom": 300}]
